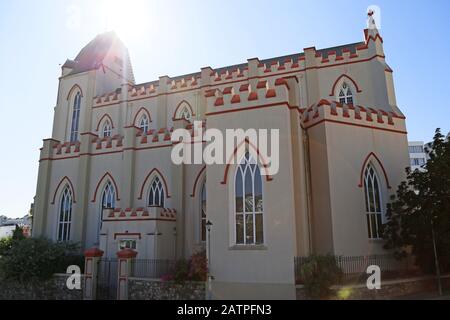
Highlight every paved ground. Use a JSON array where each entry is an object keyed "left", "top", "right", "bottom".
[{"left": 395, "top": 290, "right": 450, "bottom": 300}]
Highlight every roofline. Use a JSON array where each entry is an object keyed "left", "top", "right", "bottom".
[{"left": 132, "top": 41, "right": 365, "bottom": 88}]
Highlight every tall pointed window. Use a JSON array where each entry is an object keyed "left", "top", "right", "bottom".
[
  {"left": 200, "top": 181, "right": 207, "bottom": 242},
  {"left": 338, "top": 82, "right": 354, "bottom": 105},
  {"left": 70, "top": 92, "right": 81, "bottom": 142},
  {"left": 57, "top": 186, "right": 73, "bottom": 242},
  {"left": 235, "top": 152, "right": 264, "bottom": 245},
  {"left": 364, "top": 164, "right": 383, "bottom": 239},
  {"left": 99, "top": 181, "right": 115, "bottom": 235},
  {"left": 180, "top": 107, "right": 192, "bottom": 121},
  {"left": 102, "top": 120, "right": 112, "bottom": 137},
  {"left": 139, "top": 114, "right": 149, "bottom": 133},
  {"left": 148, "top": 177, "right": 165, "bottom": 207}
]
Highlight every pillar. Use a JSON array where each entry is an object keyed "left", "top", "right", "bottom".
[
  {"left": 83, "top": 247, "right": 104, "bottom": 300},
  {"left": 117, "top": 248, "right": 138, "bottom": 300}
]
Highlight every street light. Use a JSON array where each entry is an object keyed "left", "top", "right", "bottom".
[
  {"left": 414, "top": 189, "right": 442, "bottom": 296},
  {"left": 206, "top": 220, "right": 213, "bottom": 300}
]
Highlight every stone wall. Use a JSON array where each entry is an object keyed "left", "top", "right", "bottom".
[
  {"left": 0, "top": 274, "right": 83, "bottom": 300},
  {"left": 128, "top": 278, "right": 205, "bottom": 300},
  {"left": 296, "top": 275, "right": 450, "bottom": 300}
]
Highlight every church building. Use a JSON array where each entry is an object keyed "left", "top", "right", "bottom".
[{"left": 32, "top": 14, "right": 410, "bottom": 298}]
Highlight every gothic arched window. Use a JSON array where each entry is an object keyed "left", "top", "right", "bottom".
[
  {"left": 235, "top": 152, "right": 264, "bottom": 245},
  {"left": 99, "top": 181, "right": 116, "bottom": 235},
  {"left": 148, "top": 177, "right": 165, "bottom": 207},
  {"left": 364, "top": 164, "right": 383, "bottom": 239},
  {"left": 138, "top": 114, "right": 149, "bottom": 133},
  {"left": 102, "top": 120, "right": 112, "bottom": 137},
  {"left": 180, "top": 107, "right": 192, "bottom": 121},
  {"left": 200, "top": 181, "right": 206, "bottom": 242},
  {"left": 70, "top": 92, "right": 82, "bottom": 142},
  {"left": 57, "top": 186, "right": 73, "bottom": 242},
  {"left": 338, "top": 82, "right": 354, "bottom": 105}
]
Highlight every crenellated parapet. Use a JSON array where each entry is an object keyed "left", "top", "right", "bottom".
[
  {"left": 205, "top": 77, "right": 291, "bottom": 112},
  {"left": 301, "top": 99, "right": 406, "bottom": 131},
  {"left": 103, "top": 207, "right": 177, "bottom": 221},
  {"left": 91, "top": 134, "right": 124, "bottom": 150},
  {"left": 312, "top": 44, "right": 371, "bottom": 65},
  {"left": 93, "top": 90, "right": 121, "bottom": 107},
  {"left": 52, "top": 141, "right": 81, "bottom": 156},
  {"left": 135, "top": 127, "right": 173, "bottom": 145},
  {"left": 167, "top": 76, "right": 201, "bottom": 92}
]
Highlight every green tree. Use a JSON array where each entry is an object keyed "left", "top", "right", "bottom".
[
  {"left": 383, "top": 129, "right": 450, "bottom": 278},
  {"left": 0, "top": 237, "right": 82, "bottom": 282}
]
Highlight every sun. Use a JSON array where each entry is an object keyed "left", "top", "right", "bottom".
[{"left": 101, "top": 0, "right": 152, "bottom": 43}]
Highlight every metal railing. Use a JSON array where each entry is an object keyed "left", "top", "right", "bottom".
[
  {"left": 294, "top": 254, "right": 416, "bottom": 283},
  {"left": 129, "top": 259, "right": 176, "bottom": 279}
]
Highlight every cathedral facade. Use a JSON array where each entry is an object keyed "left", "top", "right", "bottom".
[{"left": 33, "top": 18, "right": 410, "bottom": 298}]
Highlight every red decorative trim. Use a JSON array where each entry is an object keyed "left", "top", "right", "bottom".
[
  {"left": 132, "top": 107, "right": 152, "bottom": 126},
  {"left": 80, "top": 132, "right": 99, "bottom": 137},
  {"left": 95, "top": 114, "right": 114, "bottom": 131},
  {"left": 366, "top": 34, "right": 384, "bottom": 44},
  {"left": 304, "top": 118, "right": 407, "bottom": 135},
  {"left": 172, "top": 100, "right": 195, "bottom": 120},
  {"left": 103, "top": 217, "right": 175, "bottom": 222},
  {"left": 114, "top": 233, "right": 141, "bottom": 240},
  {"left": 91, "top": 172, "right": 120, "bottom": 202},
  {"left": 221, "top": 138, "right": 274, "bottom": 185},
  {"left": 93, "top": 55, "right": 385, "bottom": 109},
  {"left": 138, "top": 168, "right": 171, "bottom": 200},
  {"left": 116, "top": 248, "right": 138, "bottom": 259},
  {"left": 206, "top": 101, "right": 298, "bottom": 117},
  {"left": 66, "top": 84, "right": 83, "bottom": 100},
  {"left": 190, "top": 166, "right": 206, "bottom": 197},
  {"left": 329, "top": 74, "right": 362, "bottom": 96},
  {"left": 51, "top": 176, "right": 76, "bottom": 204},
  {"left": 358, "top": 152, "right": 391, "bottom": 189},
  {"left": 84, "top": 247, "right": 104, "bottom": 258}
]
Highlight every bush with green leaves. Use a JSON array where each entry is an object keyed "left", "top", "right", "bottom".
[
  {"left": 0, "top": 237, "right": 82, "bottom": 282},
  {"left": 162, "top": 250, "right": 207, "bottom": 284},
  {"left": 299, "top": 255, "right": 343, "bottom": 299}
]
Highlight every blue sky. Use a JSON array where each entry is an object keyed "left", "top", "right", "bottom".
[{"left": 0, "top": 0, "right": 449, "bottom": 218}]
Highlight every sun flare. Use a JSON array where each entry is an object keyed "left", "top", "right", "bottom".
[{"left": 101, "top": 0, "right": 152, "bottom": 43}]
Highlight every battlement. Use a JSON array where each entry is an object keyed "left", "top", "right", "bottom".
[
  {"left": 91, "top": 39, "right": 372, "bottom": 107},
  {"left": 91, "top": 134, "right": 124, "bottom": 150},
  {"left": 313, "top": 44, "right": 371, "bottom": 65},
  {"left": 167, "top": 76, "right": 201, "bottom": 91},
  {"left": 301, "top": 99, "right": 405, "bottom": 129},
  {"left": 93, "top": 90, "right": 121, "bottom": 107},
  {"left": 102, "top": 207, "right": 177, "bottom": 221},
  {"left": 52, "top": 141, "right": 81, "bottom": 156},
  {"left": 135, "top": 126, "right": 173, "bottom": 146},
  {"left": 205, "top": 77, "right": 291, "bottom": 112}
]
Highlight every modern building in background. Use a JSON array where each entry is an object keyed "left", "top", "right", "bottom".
[
  {"left": 0, "top": 214, "right": 32, "bottom": 239},
  {"left": 32, "top": 14, "right": 410, "bottom": 299},
  {"left": 408, "top": 141, "right": 427, "bottom": 171}
]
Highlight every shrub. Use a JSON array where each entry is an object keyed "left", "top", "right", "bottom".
[
  {"left": 299, "top": 255, "right": 343, "bottom": 299},
  {"left": 162, "top": 250, "right": 208, "bottom": 284},
  {"left": 188, "top": 250, "right": 208, "bottom": 281},
  {"left": 0, "top": 237, "right": 13, "bottom": 257},
  {"left": 0, "top": 237, "right": 81, "bottom": 282}
]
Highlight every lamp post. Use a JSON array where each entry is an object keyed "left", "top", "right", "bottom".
[
  {"left": 431, "top": 219, "right": 443, "bottom": 296},
  {"left": 206, "top": 220, "right": 213, "bottom": 300},
  {"left": 414, "top": 189, "right": 442, "bottom": 296}
]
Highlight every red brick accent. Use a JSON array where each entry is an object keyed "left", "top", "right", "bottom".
[
  {"left": 84, "top": 247, "right": 104, "bottom": 258},
  {"left": 117, "top": 249, "right": 138, "bottom": 259}
]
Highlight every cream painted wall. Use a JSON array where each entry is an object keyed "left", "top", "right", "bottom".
[{"left": 33, "top": 29, "right": 410, "bottom": 298}]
